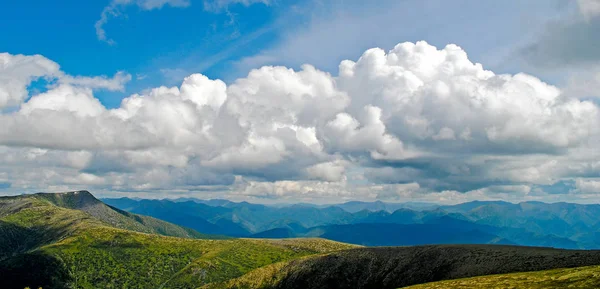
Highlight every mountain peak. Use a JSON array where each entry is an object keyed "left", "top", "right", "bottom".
[{"left": 34, "top": 190, "right": 101, "bottom": 210}]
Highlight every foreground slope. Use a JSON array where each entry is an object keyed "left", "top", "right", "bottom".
[
  {"left": 208, "top": 245, "right": 600, "bottom": 289},
  {"left": 0, "top": 192, "right": 356, "bottom": 289},
  {"left": 404, "top": 265, "right": 600, "bottom": 289}
]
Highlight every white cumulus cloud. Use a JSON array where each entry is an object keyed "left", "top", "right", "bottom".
[{"left": 1, "top": 41, "right": 599, "bottom": 202}]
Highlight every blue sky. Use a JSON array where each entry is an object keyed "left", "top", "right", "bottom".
[
  {"left": 1, "top": 0, "right": 292, "bottom": 106},
  {"left": 0, "top": 0, "right": 573, "bottom": 107},
  {"left": 0, "top": 0, "right": 599, "bottom": 203}
]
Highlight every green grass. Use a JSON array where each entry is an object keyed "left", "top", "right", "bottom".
[
  {"left": 0, "top": 192, "right": 356, "bottom": 289},
  {"left": 201, "top": 257, "right": 315, "bottom": 289},
  {"left": 196, "top": 239, "right": 359, "bottom": 289},
  {"left": 403, "top": 265, "right": 600, "bottom": 289},
  {"left": 39, "top": 230, "right": 354, "bottom": 288}
]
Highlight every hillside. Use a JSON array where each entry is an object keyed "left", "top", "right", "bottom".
[
  {"left": 206, "top": 245, "right": 600, "bottom": 289},
  {"left": 404, "top": 265, "right": 600, "bottom": 288},
  {"left": 2, "top": 191, "right": 209, "bottom": 239},
  {"left": 0, "top": 192, "right": 356, "bottom": 289}
]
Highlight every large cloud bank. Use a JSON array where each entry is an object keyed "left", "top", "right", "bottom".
[{"left": 1, "top": 42, "right": 599, "bottom": 203}]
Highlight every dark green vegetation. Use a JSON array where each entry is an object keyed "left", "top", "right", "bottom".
[
  {"left": 0, "top": 191, "right": 356, "bottom": 289},
  {"left": 105, "top": 197, "right": 600, "bottom": 249},
  {"left": 207, "top": 245, "right": 600, "bottom": 289},
  {"left": 404, "top": 265, "right": 600, "bottom": 289}
]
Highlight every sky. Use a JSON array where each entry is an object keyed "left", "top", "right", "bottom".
[{"left": 0, "top": 0, "right": 599, "bottom": 204}]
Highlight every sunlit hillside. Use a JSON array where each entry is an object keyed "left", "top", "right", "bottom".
[
  {"left": 403, "top": 265, "right": 600, "bottom": 289},
  {"left": 0, "top": 191, "right": 356, "bottom": 289}
]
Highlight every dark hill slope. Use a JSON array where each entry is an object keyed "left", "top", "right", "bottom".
[{"left": 210, "top": 245, "right": 600, "bottom": 289}]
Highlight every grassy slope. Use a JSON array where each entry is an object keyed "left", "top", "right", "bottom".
[
  {"left": 32, "top": 191, "right": 212, "bottom": 239},
  {"left": 40, "top": 228, "right": 354, "bottom": 288},
  {"left": 207, "top": 245, "right": 600, "bottom": 289},
  {"left": 404, "top": 265, "right": 600, "bottom": 289},
  {"left": 0, "top": 192, "right": 356, "bottom": 289}
]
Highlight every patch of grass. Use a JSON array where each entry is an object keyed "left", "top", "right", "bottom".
[
  {"left": 40, "top": 232, "right": 352, "bottom": 288},
  {"left": 202, "top": 240, "right": 360, "bottom": 289},
  {"left": 201, "top": 256, "right": 321, "bottom": 289},
  {"left": 248, "top": 238, "right": 358, "bottom": 253},
  {"left": 403, "top": 265, "right": 600, "bottom": 289}
]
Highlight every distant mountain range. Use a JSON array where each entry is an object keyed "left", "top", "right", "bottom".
[{"left": 103, "top": 197, "right": 600, "bottom": 249}]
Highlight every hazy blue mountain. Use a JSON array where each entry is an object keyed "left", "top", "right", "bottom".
[
  {"left": 334, "top": 201, "right": 389, "bottom": 213},
  {"left": 248, "top": 214, "right": 581, "bottom": 248},
  {"left": 438, "top": 201, "right": 600, "bottom": 248},
  {"left": 250, "top": 216, "right": 513, "bottom": 246},
  {"left": 104, "top": 197, "right": 600, "bottom": 249},
  {"left": 440, "top": 200, "right": 513, "bottom": 213},
  {"left": 309, "top": 223, "right": 512, "bottom": 247},
  {"left": 217, "top": 204, "right": 354, "bottom": 232},
  {"left": 251, "top": 227, "right": 297, "bottom": 238},
  {"left": 333, "top": 200, "right": 438, "bottom": 213},
  {"left": 103, "top": 197, "right": 355, "bottom": 234},
  {"left": 271, "top": 202, "right": 331, "bottom": 209},
  {"left": 178, "top": 198, "right": 232, "bottom": 206},
  {"left": 103, "top": 198, "right": 250, "bottom": 236},
  {"left": 101, "top": 197, "right": 142, "bottom": 211}
]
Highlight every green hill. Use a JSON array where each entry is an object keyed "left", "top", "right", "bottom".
[
  {"left": 206, "top": 245, "right": 600, "bottom": 289},
  {"left": 26, "top": 191, "right": 211, "bottom": 238},
  {"left": 403, "top": 265, "right": 600, "bottom": 288},
  {"left": 0, "top": 191, "right": 356, "bottom": 289}
]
